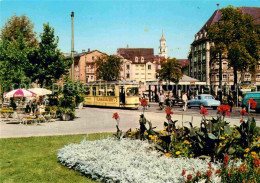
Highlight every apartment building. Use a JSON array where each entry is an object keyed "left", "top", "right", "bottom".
[
  {"left": 117, "top": 48, "right": 157, "bottom": 83},
  {"left": 66, "top": 49, "right": 105, "bottom": 83},
  {"left": 188, "top": 7, "right": 260, "bottom": 92}
]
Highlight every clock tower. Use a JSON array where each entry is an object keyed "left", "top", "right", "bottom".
[{"left": 158, "top": 30, "right": 167, "bottom": 58}]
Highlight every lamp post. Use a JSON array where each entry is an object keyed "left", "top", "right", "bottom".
[{"left": 71, "top": 11, "right": 74, "bottom": 81}]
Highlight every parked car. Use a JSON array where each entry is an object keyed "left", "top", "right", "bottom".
[
  {"left": 171, "top": 96, "right": 184, "bottom": 107},
  {"left": 241, "top": 92, "right": 260, "bottom": 113},
  {"left": 187, "top": 94, "right": 220, "bottom": 109},
  {"left": 164, "top": 97, "right": 184, "bottom": 108}
]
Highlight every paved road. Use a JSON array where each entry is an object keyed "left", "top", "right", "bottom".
[
  {"left": 0, "top": 104, "right": 259, "bottom": 138},
  {"left": 141, "top": 102, "right": 260, "bottom": 119}
]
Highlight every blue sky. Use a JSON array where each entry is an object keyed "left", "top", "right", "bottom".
[{"left": 0, "top": 0, "right": 259, "bottom": 58}]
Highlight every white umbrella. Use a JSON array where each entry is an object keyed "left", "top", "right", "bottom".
[
  {"left": 29, "top": 88, "right": 52, "bottom": 96},
  {"left": 4, "top": 89, "right": 37, "bottom": 98}
]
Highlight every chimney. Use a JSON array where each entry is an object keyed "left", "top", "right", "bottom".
[
  {"left": 82, "top": 49, "right": 86, "bottom": 53},
  {"left": 88, "top": 48, "right": 90, "bottom": 53},
  {"left": 217, "top": 3, "right": 219, "bottom": 10}
]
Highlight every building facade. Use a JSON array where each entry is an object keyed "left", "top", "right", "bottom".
[
  {"left": 188, "top": 7, "right": 260, "bottom": 93},
  {"left": 117, "top": 48, "right": 157, "bottom": 83},
  {"left": 66, "top": 50, "right": 105, "bottom": 83}
]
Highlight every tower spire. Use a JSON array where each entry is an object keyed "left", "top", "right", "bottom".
[{"left": 160, "top": 29, "right": 166, "bottom": 41}]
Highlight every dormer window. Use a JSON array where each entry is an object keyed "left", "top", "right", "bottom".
[
  {"left": 135, "top": 56, "right": 138, "bottom": 62},
  {"left": 141, "top": 56, "right": 144, "bottom": 63}
]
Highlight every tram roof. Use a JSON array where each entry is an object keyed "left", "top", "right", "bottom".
[{"left": 86, "top": 81, "right": 139, "bottom": 85}]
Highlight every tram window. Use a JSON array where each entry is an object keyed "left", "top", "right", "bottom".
[
  {"left": 85, "top": 87, "right": 90, "bottom": 95},
  {"left": 99, "top": 86, "right": 106, "bottom": 96},
  {"left": 92, "top": 87, "right": 96, "bottom": 96},
  {"left": 107, "top": 85, "right": 115, "bottom": 96},
  {"left": 126, "top": 87, "right": 138, "bottom": 96}
]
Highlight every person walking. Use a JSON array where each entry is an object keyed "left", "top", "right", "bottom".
[
  {"left": 182, "top": 92, "right": 188, "bottom": 111},
  {"left": 228, "top": 93, "right": 234, "bottom": 112},
  {"left": 159, "top": 93, "right": 165, "bottom": 109}
]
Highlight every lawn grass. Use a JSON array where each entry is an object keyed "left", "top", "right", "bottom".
[{"left": 0, "top": 133, "right": 113, "bottom": 183}]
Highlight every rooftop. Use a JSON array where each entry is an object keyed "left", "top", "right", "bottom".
[{"left": 197, "top": 7, "right": 260, "bottom": 34}]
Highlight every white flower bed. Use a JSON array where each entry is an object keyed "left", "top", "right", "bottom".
[{"left": 58, "top": 138, "right": 221, "bottom": 183}]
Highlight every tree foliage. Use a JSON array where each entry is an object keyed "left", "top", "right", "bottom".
[
  {"left": 26, "top": 23, "right": 71, "bottom": 87},
  {"left": 158, "top": 58, "right": 183, "bottom": 84},
  {"left": 95, "top": 55, "right": 122, "bottom": 81},
  {"left": 208, "top": 6, "right": 259, "bottom": 85},
  {"left": 0, "top": 14, "right": 38, "bottom": 47},
  {"left": 0, "top": 15, "right": 36, "bottom": 93}
]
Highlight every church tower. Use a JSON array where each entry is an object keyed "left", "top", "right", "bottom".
[{"left": 158, "top": 30, "right": 167, "bottom": 58}]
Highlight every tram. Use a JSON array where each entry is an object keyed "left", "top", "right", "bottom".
[{"left": 83, "top": 81, "right": 140, "bottom": 109}]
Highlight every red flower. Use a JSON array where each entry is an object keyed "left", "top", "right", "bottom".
[
  {"left": 165, "top": 108, "right": 174, "bottom": 115},
  {"left": 205, "top": 170, "right": 212, "bottom": 180},
  {"left": 140, "top": 98, "right": 148, "bottom": 106},
  {"left": 224, "top": 154, "right": 229, "bottom": 166},
  {"left": 196, "top": 171, "right": 201, "bottom": 177},
  {"left": 216, "top": 169, "right": 221, "bottom": 174},
  {"left": 112, "top": 112, "right": 119, "bottom": 120},
  {"left": 200, "top": 107, "right": 208, "bottom": 116},
  {"left": 228, "top": 172, "right": 231, "bottom": 176},
  {"left": 240, "top": 108, "right": 247, "bottom": 116},
  {"left": 217, "top": 105, "right": 231, "bottom": 116},
  {"left": 187, "top": 174, "right": 192, "bottom": 181},
  {"left": 182, "top": 169, "right": 186, "bottom": 176},
  {"left": 253, "top": 157, "right": 260, "bottom": 167},
  {"left": 247, "top": 98, "right": 258, "bottom": 109}
]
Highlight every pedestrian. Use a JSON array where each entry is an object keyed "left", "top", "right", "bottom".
[
  {"left": 182, "top": 92, "right": 188, "bottom": 111},
  {"left": 227, "top": 93, "right": 234, "bottom": 112},
  {"left": 159, "top": 93, "right": 165, "bottom": 109}
]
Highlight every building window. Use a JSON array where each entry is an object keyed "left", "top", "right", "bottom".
[
  {"left": 245, "top": 74, "right": 250, "bottom": 78},
  {"left": 256, "top": 75, "right": 260, "bottom": 79},
  {"left": 257, "top": 65, "right": 260, "bottom": 70},
  {"left": 148, "top": 73, "right": 151, "bottom": 75},
  {"left": 223, "top": 74, "right": 227, "bottom": 79},
  {"left": 126, "top": 73, "right": 130, "bottom": 78},
  {"left": 141, "top": 57, "right": 144, "bottom": 63},
  {"left": 148, "top": 65, "right": 151, "bottom": 70},
  {"left": 135, "top": 73, "right": 139, "bottom": 75},
  {"left": 92, "top": 56, "right": 95, "bottom": 60},
  {"left": 135, "top": 57, "right": 138, "bottom": 62},
  {"left": 91, "top": 76, "right": 93, "bottom": 79},
  {"left": 126, "top": 65, "right": 130, "bottom": 70}
]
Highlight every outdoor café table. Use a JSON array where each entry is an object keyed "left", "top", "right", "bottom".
[
  {"left": 0, "top": 109, "right": 14, "bottom": 121},
  {"left": 23, "top": 116, "right": 36, "bottom": 125},
  {"left": 34, "top": 112, "right": 47, "bottom": 123}
]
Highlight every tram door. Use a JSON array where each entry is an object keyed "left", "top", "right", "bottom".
[{"left": 119, "top": 86, "right": 125, "bottom": 104}]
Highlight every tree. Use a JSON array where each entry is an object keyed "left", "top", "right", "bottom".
[
  {"left": 95, "top": 55, "right": 122, "bottom": 81},
  {"left": 208, "top": 6, "right": 259, "bottom": 87},
  {"left": 157, "top": 57, "right": 183, "bottom": 88},
  {"left": 26, "top": 23, "right": 71, "bottom": 87},
  {"left": 1, "top": 14, "right": 38, "bottom": 47},
  {"left": 0, "top": 14, "right": 37, "bottom": 94}
]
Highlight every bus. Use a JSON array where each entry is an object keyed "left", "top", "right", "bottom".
[{"left": 83, "top": 81, "right": 140, "bottom": 109}]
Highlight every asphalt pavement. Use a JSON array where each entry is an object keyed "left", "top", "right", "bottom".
[{"left": 0, "top": 103, "right": 259, "bottom": 138}]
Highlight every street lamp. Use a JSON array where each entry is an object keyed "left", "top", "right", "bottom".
[{"left": 71, "top": 11, "right": 74, "bottom": 81}]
